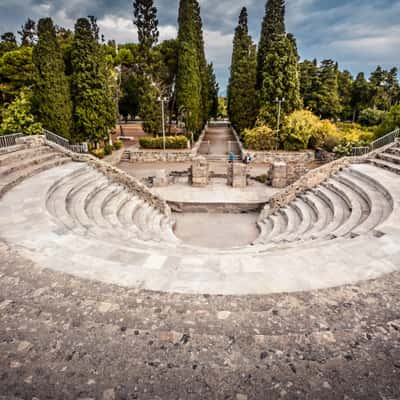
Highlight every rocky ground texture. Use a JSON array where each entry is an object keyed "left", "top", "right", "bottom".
[{"left": 1, "top": 241, "right": 400, "bottom": 399}]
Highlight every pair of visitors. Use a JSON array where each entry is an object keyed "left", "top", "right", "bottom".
[{"left": 243, "top": 153, "right": 252, "bottom": 164}]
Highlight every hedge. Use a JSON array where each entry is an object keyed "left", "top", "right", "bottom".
[{"left": 139, "top": 135, "right": 189, "bottom": 149}]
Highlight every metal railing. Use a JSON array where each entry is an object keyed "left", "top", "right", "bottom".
[
  {"left": 44, "top": 129, "right": 88, "bottom": 153},
  {"left": 0, "top": 133, "right": 24, "bottom": 148},
  {"left": 352, "top": 127, "right": 399, "bottom": 157}
]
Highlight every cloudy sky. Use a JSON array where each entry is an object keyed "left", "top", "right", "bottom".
[{"left": 1, "top": 0, "right": 399, "bottom": 94}]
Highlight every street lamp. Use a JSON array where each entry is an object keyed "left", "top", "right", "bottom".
[
  {"left": 158, "top": 96, "right": 169, "bottom": 151},
  {"left": 275, "top": 97, "right": 285, "bottom": 150}
]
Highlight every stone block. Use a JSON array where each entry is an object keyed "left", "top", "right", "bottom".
[
  {"left": 271, "top": 161, "right": 288, "bottom": 188},
  {"left": 227, "top": 163, "right": 248, "bottom": 188},
  {"left": 191, "top": 156, "right": 209, "bottom": 187},
  {"left": 153, "top": 169, "right": 169, "bottom": 187}
]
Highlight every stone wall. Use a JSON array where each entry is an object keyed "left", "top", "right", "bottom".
[
  {"left": 231, "top": 128, "right": 315, "bottom": 184},
  {"left": 227, "top": 163, "right": 248, "bottom": 188},
  {"left": 260, "top": 157, "right": 359, "bottom": 220},
  {"left": 191, "top": 156, "right": 209, "bottom": 187},
  {"left": 122, "top": 127, "right": 207, "bottom": 163}
]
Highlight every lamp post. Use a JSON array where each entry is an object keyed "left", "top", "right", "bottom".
[
  {"left": 158, "top": 96, "right": 168, "bottom": 151},
  {"left": 275, "top": 97, "right": 285, "bottom": 150}
]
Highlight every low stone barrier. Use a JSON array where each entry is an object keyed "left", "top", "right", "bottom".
[
  {"left": 260, "top": 156, "right": 359, "bottom": 220},
  {"left": 123, "top": 127, "right": 207, "bottom": 163}
]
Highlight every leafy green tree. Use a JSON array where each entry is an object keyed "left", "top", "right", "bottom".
[
  {"left": 0, "top": 33, "right": 17, "bottom": 56},
  {"left": 1, "top": 89, "right": 42, "bottom": 135},
  {"left": 119, "top": 71, "right": 140, "bottom": 122},
  {"left": 176, "top": 0, "right": 203, "bottom": 134},
  {"left": 207, "top": 63, "right": 219, "bottom": 119},
  {"left": 300, "top": 59, "right": 320, "bottom": 112},
  {"left": 0, "top": 46, "right": 34, "bottom": 103},
  {"left": 351, "top": 72, "right": 370, "bottom": 121},
  {"left": 133, "top": 0, "right": 159, "bottom": 53},
  {"left": 257, "top": 0, "right": 285, "bottom": 89},
  {"left": 70, "top": 18, "right": 115, "bottom": 144},
  {"left": 32, "top": 18, "right": 72, "bottom": 138},
  {"left": 258, "top": 34, "right": 301, "bottom": 128},
  {"left": 228, "top": 7, "right": 258, "bottom": 134},
  {"left": 132, "top": 0, "right": 162, "bottom": 134},
  {"left": 376, "top": 104, "right": 400, "bottom": 136},
  {"left": 338, "top": 70, "right": 353, "bottom": 120},
  {"left": 18, "top": 19, "right": 37, "bottom": 46},
  {"left": 316, "top": 59, "right": 341, "bottom": 119}
]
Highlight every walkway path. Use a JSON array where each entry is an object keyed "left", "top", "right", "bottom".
[{"left": 199, "top": 124, "right": 241, "bottom": 156}]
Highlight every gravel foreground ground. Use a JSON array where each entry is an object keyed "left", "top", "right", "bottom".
[{"left": 1, "top": 240, "right": 400, "bottom": 400}]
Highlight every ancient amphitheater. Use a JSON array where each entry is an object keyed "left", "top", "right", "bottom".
[{"left": 1, "top": 133, "right": 400, "bottom": 399}]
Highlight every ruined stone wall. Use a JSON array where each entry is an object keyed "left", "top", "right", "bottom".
[
  {"left": 122, "top": 128, "right": 207, "bottom": 163},
  {"left": 260, "top": 156, "right": 361, "bottom": 220}
]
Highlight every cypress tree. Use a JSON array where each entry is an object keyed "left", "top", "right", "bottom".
[
  {"left": 133, "top": 0, "right": 162, "bottom": 134},
  {"left": 351, "top": 72, "right": 371, "bottom": 121},
  {"left": 32, "top": 18, "right": 72, "bottom": 138},
  {"left": 258, "top": 34, "right": 302, "bottom": 128},
  {"left": 316, "top": 59, "right": 341, "bottom": 119},
  {"left": 206, "top": 63, "right": 219, "bottom": 119},
  {"left": 176, "top": 0, "right": 203, "bottom": 134},
  {"left": 227, "top": 7, "right": 258, "bottom": 134},
  {"left": 133, "top": 0, "right": 159, "bottom": 53},
  {"left": 300, "top": 59, "right": 321, "bottom": 112},
  {"left": 256, "top": 0, "right": 285, "bottom": 89},
  {"left": 18, "top": 19, "right": 37, "bottom": 46},
  {"left": 70, "top": 18, "right": 115, "bottom": 144}
]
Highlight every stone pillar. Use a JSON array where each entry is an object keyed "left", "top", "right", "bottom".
[
  {"left": 271, "top": 161, "right": 288, "bottom": 188},
  {"left": 191, "top": 156, "right": 209, "bottom": 187},
  {"left": 227, "top": 162, "right": 248, "bottom": 188},
  {"left": 152, "top": 169, "right": 169, "bottom": 187}
]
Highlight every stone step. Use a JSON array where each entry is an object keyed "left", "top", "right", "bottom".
[
  {"left": 326, "top": 178, "right": 366, "bottom": 237},
  {"left": 377, "top": 152, "right": 400, "bottom": 165},
  {"left": 341, "top": 170, "right": 390, "bottom": 235},
  {"left": 368, "top": 158, "right": 400, "bottom": 175},
  {"left": 301, "top": 191, "right": 333, "bottom": 239},
  {"left": 286, "top": 197, "right": 316, "bottom": 241},
  {"left": 103, "top": 190, "right": 130, "bottom": 228},
  {"left": 0, "top": 145, "right": 49, "bottom": 166},
  {"left": 273, "top": 205, "right": 301, "bottom": 242},
  {"left": 0, "top": 150, "right": 59, "bottom": 177},
  {"left": 0, "top": 156, "right": 71, "bottom": 199},
  {"left": 312, "top": 185, "right": 349, "bottom": 239}
]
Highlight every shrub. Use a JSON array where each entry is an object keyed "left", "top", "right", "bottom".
[
  {"left": 104, "top": 144, "right": 113, "bottom": 156},
  {"left": 281, "top": 110, "right": 337, "bottom": 151},
  {"left": 91, "top": 148, "right": 105, "bottom": 159},
  {"left": 113, "top": 140, "right": 123, "bottom": 150},
  {"left": 139, "top": 135, "right": 188, "bottom": 149},
  {"left": 358, "top": 108, "right": 386, "bottom": 127},
  {"left": 242, "top": 125, "right": 278, "bottom": 151},
  {"left": 376, "top": 105, "right": 400, "bottom": 138}
]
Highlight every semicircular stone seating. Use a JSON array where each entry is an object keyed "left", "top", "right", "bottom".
[{"left": 0, "top": 139, "right": 400, "bottom": 296}]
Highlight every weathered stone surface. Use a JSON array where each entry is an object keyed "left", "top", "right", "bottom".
[
  {"left": 227, "top": 163, "right": 248, "bottom": 188},
  {"left": 191, "top": 156, "right": 209, "bottom": 187},
  {"left": 271, "top": 161, "right": 288, "bottom": 188}
]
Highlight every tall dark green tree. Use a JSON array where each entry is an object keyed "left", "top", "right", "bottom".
[
  {"left": 228, "top": 7, "right": 258, "bottom": 133},
  {"left": 316, "top": 59, "right": 341, "bottom": 119},
  {"left": 133, "top": 0, "right": 159, "bottom": 53},
  {"left": 206, "top": 63, "right": 219, "bottom": 119},
  {"left": 18, "top": 19, "right": 37, "bottom": 46},
  {"left": 338, "top": 70, "right": 353, "bottom": 120},
  {"left": 256, "top": 0, "right": 285, "bottom": 89},
  {"left": 70, "top": 18, "right": 115, "bottom": 144},
  {"left": 133, "top": 0, "right": 162, "bottom": 134},
  {"left": 258, "top": 34, "right": 302, "bottom": 127},
  {"left": 0, "top": 33, "right": 17, "bottom": 56},
  {"left": 176, "top": 0, "right": 203, "bottom": 134},
  {"left": 300, "top": 59, "right": 321, "bottom": 112},
  {"left": 351, "top": 72, "right": 370, "bottom": 121},
  {"left": 32, "top": 18, "right": 72, "bottom": 138}
]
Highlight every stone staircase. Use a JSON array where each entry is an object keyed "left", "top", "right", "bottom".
[
  {"left": 0, "top": 143, "right": 71, "bottom": 199},
  {"left": 367, "top": 139, "right": 400, "bottom": 175}
]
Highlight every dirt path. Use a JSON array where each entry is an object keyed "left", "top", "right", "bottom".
[{"left": 199, "top": 125, "right": 241, "bottom": 156}]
